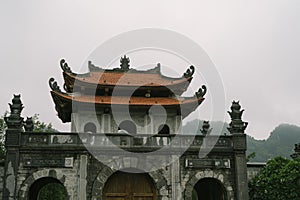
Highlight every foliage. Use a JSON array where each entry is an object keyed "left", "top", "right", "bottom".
[
  {"left": 249, "top": 157, "right": 300, "bottom": 200},
  {"left": 38, "top": 183, "right": 68, "bottom": 200},
  {"left": 31, "top": 114, "right": 56, "bottom": 132}
]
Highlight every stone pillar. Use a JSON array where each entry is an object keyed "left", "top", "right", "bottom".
[
  {"left": 232, "top": 134, "right": 248, "bottom": 200},
  {"left": 3, "top": 95, "right": 24, "bottom": 200},
  {"left": 78, "top": 155, "right": 88, "bottom": 200},
  {"left": 171, "top": 155, "right": 181, "bottom": 200},
  {"left": 227, "top": 101, "right": 249, "bottom": 200}
]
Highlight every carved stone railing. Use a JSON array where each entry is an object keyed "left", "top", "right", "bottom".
[{"left": 20, "top": 132, "right": 233, "bottom": 151}]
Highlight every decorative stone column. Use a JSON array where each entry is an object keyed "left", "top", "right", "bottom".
[
  {"left": 227, "top": 101, "right": 249, "bottom": 200},
  {"left": 3, "top": 95, "right": 24, "bottom": 200}
]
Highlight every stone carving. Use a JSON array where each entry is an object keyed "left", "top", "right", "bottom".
[
  {"left": 60, "top": 59, "right": 72, "bottom": 73},
  {"left": 28, "top": 135, "right": 48, "bottom": 144},
  {"left": 200, "top": 121, "right": 212, "bottom": 135},
  {"left": 228, "top": 101, "right": 244, "bottom": 120},
  {"left": 183, "top": 65, "right": 195, "bottom": 78},
  {"left": 195, "top": 85, "right": 207, "bottom": 98},
  {"left": 227, "top": 101, "right": 248, "bottom": 133},
  {"left": 24, "top": 117, "right": 34, "bottom": 131},
  {"left": 185, "top": 158, "right": 231, "bottom": 169},
  {"left": 4, "top": 94, "right": 24, "bottom": 129},
  {"left": 51, "top": 135, "right": 75, "bottom": 144},
  {"left": 120, "top": 55, "right": 130, "bottom": 70},
  {"left": 49, "top": 78, "right": 61, "bottom": 92}
]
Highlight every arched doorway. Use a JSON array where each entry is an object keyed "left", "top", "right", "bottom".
[
  {"left": 118, "top": 120, "right": 137, "bottom": 134},
  {"left": 102, "top": 170, "right": 157, "bottom": 200},
  {"left": 158, "top": 124, "right": 170, "bottom": 134},
  {"left": 84, "top": 122, "right": 97, "bottom": 133},
  {"left": 28, "top": 177, "right": 68, "bottom": 200},
  {"left": 193, "top": 178, "right": 227, "bottom": 200}
]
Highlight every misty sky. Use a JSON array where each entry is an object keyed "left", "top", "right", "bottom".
[{"left": 1, "top": 0, "right": 299, "bottom": 139}]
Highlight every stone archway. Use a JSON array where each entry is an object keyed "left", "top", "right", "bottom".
[
  {"left": 28, "top": 177, "right": 67, "bottom": 200},
  {"left": 91, "top": 165, "right": 168, "bottom": 200},
  {"left": 193, "top": 178, "right": 227, "bottom": 200},
  {"left": 18, "top": 169, "right": 70, "bottom": 200},
  {"left": 184, "top": 170, "right": 234, "bottom": 200},
  {"left": 102, "top": 170, "right": 157, "bottom": 200}
]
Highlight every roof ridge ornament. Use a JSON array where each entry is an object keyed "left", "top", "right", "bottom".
[
  {"left": 201, "top": 120, "right": 212, "bottom": 135},
  {"left": 24, "top": 117, "right": 34, "bottom": 131},
  {"left": 49, "top": 78, "right": 61, "bottom": 92},
  {"left": 120, "top": 55, "right": 130, "bottom": 71},
  {"left": 60, "top": 59, "right": 72, "bottom": 73},
  {"left": 4, "top": 94, "right": 24, "bottom": 129},
  {"left": 183, "top": 65, "right": 195, "bottom": 78},
  {"left": 195, "top": 85, "right": 207, "bottom": 98},
  {"left": 227, "top": 101, "right": 248, "bottom": 134}
]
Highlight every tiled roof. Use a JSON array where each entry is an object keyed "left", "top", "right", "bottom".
[
  {"left": 65, "top": 71, "right": 192, "bottom": 87},
  {"left": 51, "top": 91, "right": 203, "bottom": 106}
]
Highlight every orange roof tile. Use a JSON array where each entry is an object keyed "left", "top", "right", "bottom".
[
  {"left": 65, "top": 71, "right": 192, "bottom": 87},
  {"left": 51, "top": 91, "right": 203, "bottom": 106}
]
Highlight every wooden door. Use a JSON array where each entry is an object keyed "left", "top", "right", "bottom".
[{"left": 103, "top": 171, "right": 157, "bottom": 200}]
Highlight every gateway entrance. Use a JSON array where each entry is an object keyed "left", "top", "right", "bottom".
[{"left": 103, "top": 171, "right": 157, "bottom": 200}]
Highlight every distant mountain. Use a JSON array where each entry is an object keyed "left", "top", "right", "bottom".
[
  {"left": 182, "top": 120, "right": 300, "bottom": 162},
  {"left": 247, "top": 124, "right": 300, "bottom": 162}
]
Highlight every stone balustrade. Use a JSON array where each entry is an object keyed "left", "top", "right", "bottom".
[{"left": 20, "top": 132, "right": 233, "bottom": 151}]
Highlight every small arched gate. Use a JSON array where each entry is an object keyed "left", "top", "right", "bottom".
[
  {"left": 192, "top": 177, "right": 227, "bottom": 200},
  {"left": 28, "top": 177, "right": 68, "bottom": 200}
]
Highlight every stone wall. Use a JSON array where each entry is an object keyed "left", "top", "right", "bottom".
[
  {"left": 247, "top": 162, "right": 265, "bottom": 181},
  {"left": 16, "top": 153, "right": 82, "bottom": 200},
  {"left": 181, "top": 155, "right": 235, "bottom": 200},
  {"left": 7, "top": 152, "right": 261, "bottom": 200},
  {"left": 0, "top": 159, "right": 4, "bottom": 200}
]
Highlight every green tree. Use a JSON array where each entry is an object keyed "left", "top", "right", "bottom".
[
  {"left": 38, "top": 183, "right": 68, "bottom": 200},
  {"left": 31, "top": 114, "right": 56, "bottom": 132},
  {"left": 249, "top": 157, "right": 300, "bottom": 200}
]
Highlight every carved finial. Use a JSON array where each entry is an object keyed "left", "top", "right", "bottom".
[
  {"left": 120, "top": 55, "right": 130, "bottom": 70},
  {"left": 183, "top": 66, "right": 195, "bottom": 78},
  {"left": 49, "top": 78, "right": 61, "bottom": 92},
  {"left": 201, "top": 121, "right": 212, "bottom": 136},
  {"left": 60, "top": 59, "right": 72, "bottom": 73},
  {"left": 24, "top": 117, "right": 34, "bottom": 131},
  {"left": 4, "top": 94, "right": 24, "bottom": 129},
  {"left": 228, "top": 101, "right": 243, "bottom": 120},
  {"left": 9, "top": 94, "right": 23, "bottom": 116},
  {"left": 196, "top": 85, "right": 207, "bottom": 98},
  {"left": 227, "top": 101, "right": 248, "bottom": 134}
]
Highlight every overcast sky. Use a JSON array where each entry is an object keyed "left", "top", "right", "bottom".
[{"left": 1, "top": 0, "right": 299, "bottom": 139}]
